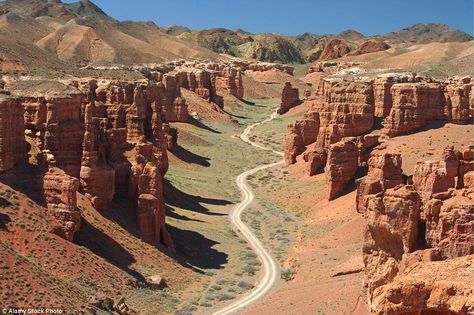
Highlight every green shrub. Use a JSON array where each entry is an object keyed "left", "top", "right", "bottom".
[{"left": 281, "top": 268, "right": 294, "bottom": 281}]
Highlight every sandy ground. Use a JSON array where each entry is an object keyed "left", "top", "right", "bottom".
[
  {"left": 245, "top": 167, "right": 369, "bottom": 315},
  {"left": 379, "top": 122, "right": 474, "bottom": 175}
]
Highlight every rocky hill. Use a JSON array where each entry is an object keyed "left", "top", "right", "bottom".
[
  {"left": 384, "top": 23, "right": 474, "bottom": 43},
  {"left": 0, "top": 0, "right": 219, "bottom": 75},
  {"left": 164, "top": 23, "right": 472, "bottom": 64}
]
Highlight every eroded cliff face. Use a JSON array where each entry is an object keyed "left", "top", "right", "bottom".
[
  {"left": 357, "top": 147, "right": 474, "bottom": 314},
  {"left": 0, "top": 75, "right": 190, "bottom": 246},
  {"left": 137, "top": 59, "right": 245, "bottom": 110},
  {"left": 285, "top": 75, "right": 473, "bottom": 200},
  {"left": 278, "top": 82, "right": 300, "bottom": 114},
  {"left": 0, "top": 96, "right": 26, "bottom": 172}
]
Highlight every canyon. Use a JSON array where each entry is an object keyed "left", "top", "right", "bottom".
[{"left": 0, "top": 1, "right": 473, "bottom": 314}]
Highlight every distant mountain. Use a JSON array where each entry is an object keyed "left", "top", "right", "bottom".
[
  {"left": 338, "top": 29, "right": 365, "bottom": 41},
  {"left": 173, "top": 28, "right": 254, "bottom": 56},
  {"left": 0, "top": 0, "right": 471, "bottom": 72},
  {"left": 165, "top": 23, "right": 471, "bottom": 64},
  {"left": 0, "top": 0, "right": 218, "bottom": 74},
  {"left": 384, "top": 23, "right": 473, "bottom": 43}
]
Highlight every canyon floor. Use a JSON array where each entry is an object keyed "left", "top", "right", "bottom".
[{"left": 165, "top": 80, "right": 363, "bottom": 314}]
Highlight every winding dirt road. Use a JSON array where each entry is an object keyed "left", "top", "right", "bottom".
[{"left": 212, "top": 110, "right": 284, "bottom": 315}]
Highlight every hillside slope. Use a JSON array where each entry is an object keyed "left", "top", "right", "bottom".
[{"left": 0, "top": 0, "right": 220, "bottom": 72}]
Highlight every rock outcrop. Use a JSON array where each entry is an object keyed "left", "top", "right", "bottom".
[
  {"left": 383, "top": 83, "right": 443, "bottom": 136},
  {"left": 371, "top": 255, "right": 473, "bottom": 315},
  {"left": 130, "top": 143, "right": 173, "bottom": 247},
  {"left": 356, "top": 151, "right": 405, "bottom": 213},
  {"left": 0, "top": 95, "right": 26, "bottom": 172},
  {"left": 325, "top": 137, "right": 359, "bottom": 200},
  {"left": 348, "top": 40, "right": 390, "bottom": 56},
  {"left": 21, "top": 92, "right": 85, "bottom": 177},
  {"left": 139, "top": 59, "right": 245, "bottom": 109},
  {"left": 284, "top": 110, "right": 319, "bottom": 164},
  {"left": 284, "top": 75, "right": 473, "bottom": 200},
  {"left": 373, "top": 77, "right": 393, "bottom": 118},
  {"left": 358, "top": 147, "right": 474, "bottom": 314},
  {"left": 412, "top": 146, "right": 459, "bottom": 203},
  {"left": 0, "top": 77, "right": 181, "bottom": 246},
  {"left": 443, "top": 77, "right": 472, "bottom": 124},
  {"left": 243, "top": 62, "right": 294, "bottom": 75},
  {"left": 307, "top": 38, "right": 351, "bottom": 62},
  {"left": 42, "top": 167, "right": 81, "bottom": 241},
  {"left": 278, "top": 82, "right": 300, "bottom": 114},
  {"left": 314, "top": 80, "right": 375, "bottom": 148},
  {"left": 75, "top": 79, "right": 173, "bottom": 245}
]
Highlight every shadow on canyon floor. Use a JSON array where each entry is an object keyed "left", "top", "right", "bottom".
[
  {"left": 75, "top": 218, "right": 148, "bottom": 282},
  {"left": 170, "top": 145, "right": 211, "bottom": 167},
  {"left": 167, "top": 224, "right": 228, "bottom": 270},
  {"left": 0, "top": 212, "right": 11, "bottom": 230},
  {"left": 164, "top": 179, "right": 231, "bottom": 216},
  {"left": 188, "top": 116, "right": 221, "bottom": 134},
  {"left": 166, "top": 205, "right": 204, "bottom": 223},
  {"left": 222, "top": 108, "right": 249, "bottom": 120}
]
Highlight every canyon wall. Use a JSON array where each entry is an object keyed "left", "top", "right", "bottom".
[
  {"left": 0, "top": 78, "right": 180, "bottom": 247},
  {"left": 0, "top": 58, "right": 251, "bottom": 245},
  {"left": 285, "top": 75, "right": 473, "bottom": 200},
  {"left": 357, "top": 147, "right": 473, "bottom": 314},
  {"left": 278, "top": 82, "right": 300, "bottom": 114}
]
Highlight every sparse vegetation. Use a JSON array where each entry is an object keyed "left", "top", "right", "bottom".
[{"left": 281, "top": 268, "right": 295, "bottom": 281}]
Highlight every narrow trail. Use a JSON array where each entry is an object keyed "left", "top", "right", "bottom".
[{"left": 212, "top": 110, "right": 284, "bottom": 315}]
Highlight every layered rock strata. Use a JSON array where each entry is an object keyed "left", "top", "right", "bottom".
[
  {"left": 358, "top": 147, "right": 474, "bottom": 314},
  {"left": 285, "top": 75, "right": 473, "bottom": 200},
  {"left": 278, "top": 82, "right": 300, "bottom": 114},
  {"left": 0, "top": 78, "right": 181, "bottom": 246}
]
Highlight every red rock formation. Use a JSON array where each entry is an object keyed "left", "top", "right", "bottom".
[
  {"left": 464, "top": 171, "right": 474, "bottom": 188},
  {"left": 315, "top": 81, "right": 374, "bottom": 148},
  {"left": 373, "top": 77, "right": 393, "bottom": 118},
  {"left": 425, "top": 191, "right": 474, "bottom": 259},
  {"left": 284, "top": 124, "right": 303, "bottom": 165},
  {"left": 284, "top": 110, "right": 320, "bottom": 164},
  {"left": 362, "top": 184, "right": 422, "bottom": 296},
  {"left": 80, "top": 102, "right": 115, "bottom": 211},
  {"left": 213, "top": 65, "right": 244, "bottom": 100},
  {"left": 44, "top": 95, "right": 85, "bottom": 176},
  {"left": 303, "top": 147, "right": 327, "bottom": 176},
  {"left": 325, "top": 137, "right": 359, "bottom": 200},
  {"left": 413, "top": 146, "right": 458, "bottom": 203},
  {"left": 371, "top": 255, "right": 474, "bottom": 315},
  {"left": 161, "top": 75, "right": 188, "bottom": 122},
  {"left": 383, "top": 83, "right": 443, "bottom": 137},
  {"left": 278, "top": 82, "right": 300, "bottom": 114},
  {"left": 348, "top": 40, "right": 390, "bottom": 56},
  {"left": 443, "top": 78, "right": 472, "bottom": 124},
  {"left": 244, "top": 62, "right": 294, "bottom": 75},
  {"left": 129, "top": 143, "right": 173, "bottom": 247},
  {"left": 162, "top": 123, "right": 178, "bottom": 150},
  {"left": 356, "top": 151, "right": 404, "bottom": 213},
  {"left": 359, "top": 148, "right": 474, "bottom": 314},
  {"left": 458, "top": 146, "right": 474, "bottom": 188},
  {"left": 0, "top": 95, "right": 26, "bottom": 172},
  {"left": 318, "top": 38, "right": 351, "bottom": 61},
  {"left": 42, "top": 167, "right": 81, "bottom": 241}
]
